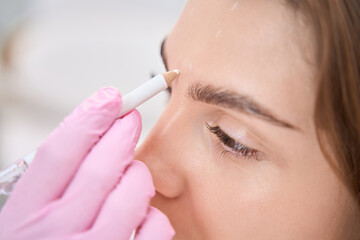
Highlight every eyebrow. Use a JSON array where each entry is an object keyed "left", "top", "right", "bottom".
[
  {"left": 159, "top": 38, "right": 299, "bottom": 131},
  {"left": 160, "top": 38, "right": 169, "bottom": 71},
  {"left": 188, "top": 83, "right": 299, "bottom": 130}
]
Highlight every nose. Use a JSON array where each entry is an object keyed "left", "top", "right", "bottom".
[{"left": 135, "top": 105, "right": 186, "bottom": 199}]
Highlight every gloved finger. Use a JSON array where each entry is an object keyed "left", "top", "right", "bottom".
[
  {"left": 5, "top": 87, "right": 122, "bottom": 220},
  {"left": 43, "top": 110, "right": 142, "bottom": 233},
  {"left": 135, "top": 207, "right": 175, "bottom": 240},
  {"left": 72, "top": 160, "right": 155, "bottom": 240}
]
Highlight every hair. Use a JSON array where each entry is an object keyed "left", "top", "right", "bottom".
[{"left": 287, "top": 0, "right": 360, "bottom": 209}]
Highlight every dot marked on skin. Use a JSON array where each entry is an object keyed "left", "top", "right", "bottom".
[
  {"left": 231, "top": 2, "right": 238, "bottom": 11},
  {"left": 188, "top": 63, "right": 193, "bottom": 71},
  {"left": 216, "top": 30, "right": 223, "bottom": 39},
  {"left": 190, "top": 7, "right": 195, "bottom": 16}
]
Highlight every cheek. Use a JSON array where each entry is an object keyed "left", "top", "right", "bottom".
[
  {"left": 189, "top": 138, "right": 347, "bottom": 238},
  {"left": 189, "top": 148, "right": 283, "bottom": 237},
  {"left": 275, "top": 153, "right": 350, "bottom": 237}
]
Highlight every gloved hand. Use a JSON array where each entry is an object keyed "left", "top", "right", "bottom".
[{"left": 0, "top": 87, "right": 175, "bottom": 240}]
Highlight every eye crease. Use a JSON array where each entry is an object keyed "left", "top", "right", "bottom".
[{"left": 206, "top": 122, "right": 263, "bottom": 161}]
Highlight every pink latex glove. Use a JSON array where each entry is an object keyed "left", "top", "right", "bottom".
[{"left": 0, "top": 87, "right": 175, "bottom": 240}]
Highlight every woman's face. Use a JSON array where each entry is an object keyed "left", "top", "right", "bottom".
[{"left": 135, "top": 0, "right": 356, "bottom": 239}]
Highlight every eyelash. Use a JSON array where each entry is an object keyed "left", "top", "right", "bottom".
[{"left": 206, "top": 122, "right": 262, "bottom": 160}]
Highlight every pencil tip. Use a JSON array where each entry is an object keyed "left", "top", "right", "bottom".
[{"left": 162, "top": 69, "right": 180, "bottom": 87}]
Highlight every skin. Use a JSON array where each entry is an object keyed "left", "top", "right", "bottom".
[{"left": 135, "top": 0, "right": 358, "bottom": 239}]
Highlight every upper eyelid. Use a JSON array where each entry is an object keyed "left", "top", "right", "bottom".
[
  {"left": 207, "top": 124, "right": 265, "bottom": 160},
  {"left": 207, "top": 113, "right": 270, "bottom": 151},
  {"left": 206, "top": 123, "right": 258, "bottom": 151},
  {"left": 207, "top": 124, "right": 255, "bottom": 151}
]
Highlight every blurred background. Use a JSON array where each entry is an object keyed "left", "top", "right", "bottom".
[
  {"left": 0, "top": 0, "right": 185, "bottom": 205},
  {"left": 0, "top": 0, "right": 185, "bottom": 165}
]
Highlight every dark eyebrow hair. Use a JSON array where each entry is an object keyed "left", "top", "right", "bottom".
[
  {"left": 160, "top": 38, "right": 169, "bottom": 71},
  {"left": 188, "top": 83, "right": 300, "bottom": 130}
]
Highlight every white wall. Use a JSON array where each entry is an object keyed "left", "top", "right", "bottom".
[{"left": 0, "top": 0, "right": 185, "bottom": 168}]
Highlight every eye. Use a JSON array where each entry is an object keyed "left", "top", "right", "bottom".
[{"left": 206, "top": 122, "right": 263, "bottom": 160}]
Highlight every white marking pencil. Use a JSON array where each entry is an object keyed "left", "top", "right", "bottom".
[{"left": 118, "top": 69, "right": 179, "bottom": 117}]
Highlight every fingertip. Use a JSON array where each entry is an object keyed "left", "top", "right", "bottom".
[
  {"left": 100, "top": 86, "right": 122, "bottom": 103},
  {"left": 131, "top": 160, "right": 155, "bottom": 198},
  {"left": 78, "top": 87, "right": 122, "bottom": 114},
  {"left": 131, "top": 109, "right": 142, "bottom": 140},
  {"left": 118, "top": 110, "right": 142, "bottom": 143},
  {"left": 61, "top": 87, "right": 123, "bottom": 139},
  {"left": 97, "top": 86, "right": 122, "bottom": 111},
  {"left": 148, "top": 207, "right": 175, "bottom": 236},
  {"left": 135, "top": 207, "right": 175, "bottom": 240},
  {"left": 131, "top": 109, "right": 142, "bottom": 125},
  {"left": 122, "top": 109, "right": 142, "bottom": 124}
]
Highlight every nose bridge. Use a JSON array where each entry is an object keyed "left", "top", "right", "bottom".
[
  {"left": 144, "top": 102, "right": 187, "bottom": 159},
  {"left": 154, "top": 104, "right": 185, "bottom": 140},
  {"left": 136, "top": 102, "right": 188, "bottom": 198}
]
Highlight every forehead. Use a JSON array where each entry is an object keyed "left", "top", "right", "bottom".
[{"left": 166, "top": 0, "right": 317, "bottom": 129}]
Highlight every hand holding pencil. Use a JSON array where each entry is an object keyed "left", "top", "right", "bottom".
[{"left": 0, "top": 70, "right": 179, "bottom": 240}]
